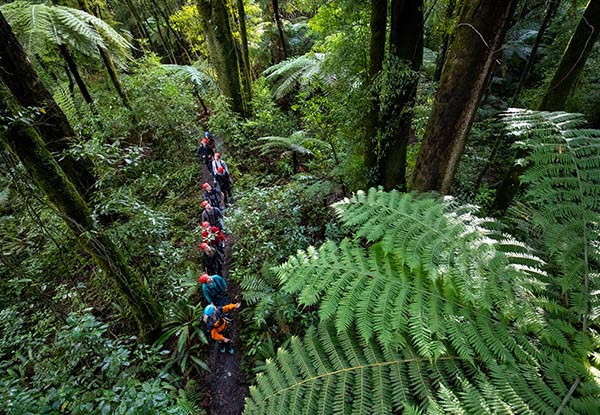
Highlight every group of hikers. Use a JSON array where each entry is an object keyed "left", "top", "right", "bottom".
[{"left": 195, "top": 132, "right": 240, "bottom": 354}]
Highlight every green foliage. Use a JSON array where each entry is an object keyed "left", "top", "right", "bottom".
[
  {"left": 156, "top": 301, "right": 209, "bottom": 376},
  {"left": 502, "top": 109, "right": 600, "bottom": 334},
  {"left": 0, "top": 307, "right": 186, "bottom": 414},
  {"left": 244, "top": 189, "right": 600, "bottom": 414},
  {"left": 263, "top": 53, "right": 327, "bottom": 100},
  {"left": 162, "top": 61, "right": 221, "bottom": 96},
  {"left": 1, "top": 1, "right": 132, "bottom": 64}
]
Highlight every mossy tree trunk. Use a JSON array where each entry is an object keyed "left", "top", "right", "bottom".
[
  {"left": 235, "top": 0, "right": 252, "bottom": 100},
  {"left": 272, "top": 0, "right": 288, "bottom": 62},
  {"left": 57, "top": 44, "right": 95, "bottom": 107},
  {"left": 1, "top": 120, "right": 163, "bottom": 341},
  {"left": 412, "top": 0, "right": 519, "bottom": 194},
  {"left": 379, "top": 0, "right": 423, "bottom": 191},
  {"left": 538, "top": 0, "right": 600, "bottom": 111},
  {"left": 0, "top": 10, "right": 95, "bottom": 197},
  {"left": 363, "top": 0, "right": 387, "bottom": 187},
  {"left": 197, "top": 0, "right": 249, "bottom": 117}
]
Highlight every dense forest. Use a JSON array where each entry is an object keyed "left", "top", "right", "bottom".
[{"left": 1, "top": 0, "right": 600, "bottom": 413}]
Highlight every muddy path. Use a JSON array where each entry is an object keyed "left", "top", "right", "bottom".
[{"left": 198, "top": 138, "right": 249, "bottom": 415}]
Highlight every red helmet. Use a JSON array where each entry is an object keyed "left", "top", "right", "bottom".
[
  {"left": 201, "top": 139, "right": 208, "bottom": 144},
  {"left": 202, "top": 182, "right": 209, "bottom": 190},
  {"left": 211, "top": 226, "right": 219, "bottom": 233},
  {"left": 201, "top": 200, "right": 209, "bottom": 208},
  {"left": 217, "top": 166, "right": 224, "bottom": 174},
  {"left": 202, "top": 221, "right": 210, "bottom": 228},
  {"left": 199, "top": 273, "right": 210, "bottom": 284},
  {"left": 215, "top": 153, "right": 221, "bottom": 159},
  {"left": 199, "top": 242, "right": 209, "bottom": 251}
]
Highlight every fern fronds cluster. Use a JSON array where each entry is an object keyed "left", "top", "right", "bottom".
[
  {"left": 244, "top": 189, "right": 600, "bottom": 414},
  {"left": 263, "top": 53, "right": 327, "bottom": 100},
  {"left": 502, "top": 109, "right": 600, "bottom": 336},
  {"left": 2, "top": 1, "right": 132, "bottom": 63}
]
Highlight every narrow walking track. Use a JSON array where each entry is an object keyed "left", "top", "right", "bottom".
[{"left": 198, "top": 136, "right": 249, "bottom": 415}]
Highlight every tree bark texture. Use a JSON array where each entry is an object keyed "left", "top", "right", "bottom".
[
  {"left": 1, "top": 120, "right": 163, "bottom": 341},
  {"left": 234, "top": 0, "right": 252, "bottom": 105},
  {"left": 538, "top": 0, "right": 600, "bottom": 111},
  {"left": 433, "top": 0, "right": 456, "bottom": 82},
  {"left": 57, "top": 44, "right": 95, "bottom": 106},
  {"left": 412, "top": 0, "right": 519, "bottom": 194},
  {"left": 197, "top": 0, "right": 249, "bottom": 117},
  {"left": 363, "top": 0, "right": 387, "bottom": 187},
  {"left": 379, "top": 0, "right": 423, "bottom": 191},
  {"left": 0, "top": 11, "right": 95, "bottom": 197}
]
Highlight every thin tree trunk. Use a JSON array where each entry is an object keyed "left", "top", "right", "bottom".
[
  {"left": 379, "top": 0, "right": 423, "bottom": 191},
  {"left": 272, "top": 0, "right": 288, "bottom": 61},
  {"left": 512, "top": 0, "right": 561, "bottom": 104},
  {"left": 1, "top": 119, "right": 163, "bottom": 341},
  {"left": 412, "top": 0, "right": 519, "bottom": 194},
  {"left": 0, "top": 11, "right": 95, "bottom": 197},
  {"left": 539, "top": 0, "right": 600, "bottom": 111},
  {"left": 152, "top": 0, "right": 194, "bottom": 63},
  {"left": 433, "top": 0, "right": 456, "bottom": 82},
  {"left": 236, "top": 0, "right": 252, "bottom": 100},
  {"left": 58, "top": 44, "right": 94, "bottom": 106},
  {"left": 363, "top": 0, "right": 387, "bottom": 187}
]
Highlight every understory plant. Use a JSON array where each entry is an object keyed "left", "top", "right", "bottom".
[{"left": 243, "top": 109, "right": 600, "bottom": 414}]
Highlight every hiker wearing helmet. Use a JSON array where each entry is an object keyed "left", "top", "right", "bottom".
[
  {"left": 198, "top": 273, "right": 227, "bottom": 306},
  {"left": 214, "top": 165, "right": 233, "bottom": 206},
  {"left": 201, "top": 200, "right": 224, "bottom": 230},
  {"left": 211, "top": 152, "right": 229, "bottom": 176},
  {"left": 203, "top": 302, "right": 241, "bottom": 353},
  {"left": 202, "top": 224, "right": 226, "bottom": 255},
  {"left": 202, "top": 182, "right": 224, "bottom": 209},
  {"left": 195, "top": 133, "right": 214, "bottom": 171},
  {"left": 199, "top": 242, "right": 223, "bottom": 276}
]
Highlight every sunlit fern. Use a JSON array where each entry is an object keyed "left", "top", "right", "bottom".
[
  {"left": 162, "top": 62, "right": 221, "bottom": 96},
  {"left": 262, "top": 53, "right": 327, "bottom": 100},
  {"left": 256, "top": 131, "right": 329, "bottom": 158},
  {"left": 244, "top": 189, "right": 600, "bottom": 414}
]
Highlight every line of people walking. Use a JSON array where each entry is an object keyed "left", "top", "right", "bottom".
[{"left": 195, "top": 131, "right": 240, "bottom": 354}]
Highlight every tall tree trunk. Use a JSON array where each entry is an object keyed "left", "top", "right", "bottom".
[
  {"left": 363, "top": 0, "right": 387, "bottom": 187},
  {"left": 539, "top": 0, "right": 600, "bottom": 111},
  {"left": 123, "top": 0, "right": 152, "bottom": 41},
  {"left": 58, "top": 44, "right": 95, "bottom": 106},
  {"left": 76, "top": 0, "right": 132, "bottom": 109},
  {"left": 412, "top": 0, "right": 519, "bottom": 194},
  {"left": 152, "top": 0, "right": 194, "bottom": 63},
  {"left": 379, "top": 0, "right": 423, "bottom": 191},
  {"left": 197, "top": 0, "right": 249, "bottom": 117},
  {"left": 272, "top": 0, "right": 288, "bottom": 62},
  {"left": 1, "top": 119, "right": 163, "bottom": 341},
  {"left": 0, "top": 11, "right": 95, "bottom": 197},
  {"left": 236, "top": 0, "right": 252, "bottom": 99},
  {"left": 512, "top": 0, "right": 561, "bottom": 104}
]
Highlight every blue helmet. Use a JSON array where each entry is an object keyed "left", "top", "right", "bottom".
[
  {"left": 204, "top": 131, "right": 210, "bottom": 138},
  {"left": 203, "top": 304, "right": 215, "bottom": 316}
]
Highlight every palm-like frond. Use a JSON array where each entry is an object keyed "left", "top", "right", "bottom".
[
  {"left": 162, "top": 62, "right": 221, "bottom": 95},
  {"left": 262, "top": 53, "right": 327, "bottom": 100},
  {"left": 1, "top": 1, "right": 131, "bottom": 61},
  {"left": 256, "top": 131, "right": 329, "bottom": 157}
]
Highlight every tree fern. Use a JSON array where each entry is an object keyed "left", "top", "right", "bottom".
[
  {"left": 262, "top": 53, "right": 327, "bottom": 100},
  {"left": 1, "top": 1, "right": 131, "bottom": 64},
  {"left": 162, "top": 62, "right": 221, "bottom": 96},
  {"left": 245, "top": 189, "right": 600, "bottom": 414},
  {"left": 256, "top": 131, "right": 330, "bottom": 157}
]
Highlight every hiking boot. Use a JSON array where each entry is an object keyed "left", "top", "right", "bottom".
[
  {"left": 228, "top": 347, "right": 234, "bottom": 354},
  {"left": 220, "top": 346, "right": 226, "bottom": 353}
]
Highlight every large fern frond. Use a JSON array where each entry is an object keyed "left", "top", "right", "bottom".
[
  {"left": 162, "top": 62, "right": 221, "bottom": 95},
  {"left": 248, "top": 190, "right": 600, "bottom": 414},
  {"left": 1, "top": 1, "right": 131, "bottom": 61},
  {"left": 244, "top": 321, "right": 597, "bottom": 415},
  {"left": 256, "top": 131, "right": 329, "bottom": 157},
  {"left": 502, "top": 109, "right": 600, "bottom": 333},
  {"left": 262, "top": 53, "right": 327, "bottom": 100}
]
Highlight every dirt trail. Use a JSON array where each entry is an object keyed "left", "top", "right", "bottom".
[{"left": 199, "top": 137, "right": 249, "bottom": 415}]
